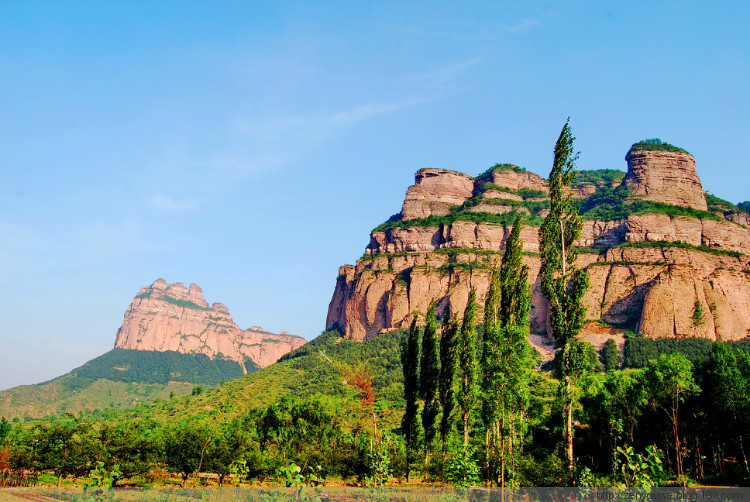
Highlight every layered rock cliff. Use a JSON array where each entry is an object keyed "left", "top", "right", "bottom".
[
  {"left": 326, "top": 142, "right": 750, "bottom": 345},
  {"left": 115, "top": 279, "right": 306, "bottom": 370}
]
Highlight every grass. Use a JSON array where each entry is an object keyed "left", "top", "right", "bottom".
[
  {"left": 706, "top": 193, "right": 748, "bottom": 215},
  {"left": 617, "top": 240, "right": 742, "bottom": 259}
]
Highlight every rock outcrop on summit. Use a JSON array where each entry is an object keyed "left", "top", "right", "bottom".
[
  {"left": 115, "top": 279, "right": 306, "bottom": 370},
  {"left": 326, "top": 142, "right": 750, "bottom": 346},
  {"left": 624, "top": 148, "right": 708, "bottom": 211}
]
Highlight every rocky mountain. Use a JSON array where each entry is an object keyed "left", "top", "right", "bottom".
[
  {"left": 0, "top": 280, "right": 306, "bottom": 419},
  {"left": 326, "top": 141, "right": 750, "bottom": 348},
  {"left": 115, "top": 279, "right": 306, "bottom": 370}
]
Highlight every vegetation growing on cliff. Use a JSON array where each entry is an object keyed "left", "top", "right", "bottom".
[
  {"left": 481, "top": 183, "right": 548, "bottom": 199},
  {"left": 706, "top": 193, "right": 749, "bottom": 216},
  {"left": 372, "top": 208, "right": 542, "bottom": 233},
  {"left": 577, "top": 185, "right": 723, "bottom": 222},
  {"left": 476, "top": 163, "right": 529, "bottom": 180},
  {"left": 616, "top": 240, "right": 742, "bottom": 259},
  {"left": 628, "top": 138, "right": 690, "bottom": 155},
  {"left": 572, "top": 168, "right": 625, "bottom": 187}
]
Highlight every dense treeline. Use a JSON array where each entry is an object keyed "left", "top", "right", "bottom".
[
  {"left": 2, "top": 331, "right": 750, "bottom": 487},
  {"left": 623, "top": 336, "right": 750, "bottom": 369}
]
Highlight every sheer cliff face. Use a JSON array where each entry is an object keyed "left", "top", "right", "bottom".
[
  {"left": 624, "top": 149, "right": 707, "bottom": 211},
  {"left": 115, "top": 279, "right": 306, "bottom": 370},
  {"left": 326, "top": 148, "right": 750, "bottom": 344}
]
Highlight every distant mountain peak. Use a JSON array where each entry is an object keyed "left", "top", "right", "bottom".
[{"left": 115, "top": 279, "right": 306, "bottom": 371}]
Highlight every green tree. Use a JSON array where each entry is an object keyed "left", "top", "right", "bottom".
[
  {"left": 439, "top": 314, "right": 459, "bottom": 455},
  {"left": 539, "top": 119, "right": 589, "bottom": 470},
  {"left": 33, "top": 420, "right": 93, "bottom": 487},
  {"left": 600, "top": 339, "right": 621, "bottom": 372},
  {"left": 400, "top": 317, "right": 422, "bottom": 479},
  {"left": 98, "top": 420, "right": 157, "bottom": 484},
  {"left": 457, "top": 289, "right": 479, "bottom": 447},
  {"left": 0, "top": 417, "right": 10, "bottom": 443},
  {"left": 497, "top": 216, "right": 534, "bottom": 487},
  {"left": 499, "top": 216, "right": 531, "bottom": 330},
  {"left": 164, "top": 419, "right": 212, "bottom": 486},
  {"left": 599, "top": 369, "right": 647, "bottom": 475},
  {"left": 480, "top": 215, "right": 534, "bottom": 486},
  {"left": 205, "top": 419, "right": 249, "bottom": 485},
  {"left": 419, "top": 302, "right": 440, "bottom": 462},
  {"left": 480, "top": 268, "right": 502, "bottom": 483},
  {"left": 642, "top": 353, "right": 700, "bottom": 481},
  {"left": 705, "top": 342, "right": 750, "bottom": 476}
]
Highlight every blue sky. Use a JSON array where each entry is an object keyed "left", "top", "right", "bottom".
[{"left": 0, "top": 1, "right": 748, "bottom": 390}]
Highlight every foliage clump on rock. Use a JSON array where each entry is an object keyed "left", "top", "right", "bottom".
[{"left": 628, "top": 138, "right": 690, "bottom": 155}]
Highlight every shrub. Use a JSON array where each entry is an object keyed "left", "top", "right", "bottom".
[
  {"left": 628, "top": 138, "right": 690, "bottom": 155},
  {"left": 600, "top": 339, "right": 621, "bottom": 372},
  {"left": 476, "top": 163, "right": 528, "bottom": 179}
]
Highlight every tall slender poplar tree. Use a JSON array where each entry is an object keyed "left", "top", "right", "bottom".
[
  {"left": 481, "top": 268, "right": 502, "bottom": 484},
  {"left": 401, "top": 317, "right": 422, "bottom": 479},
  {"left": 538, "top": 119, "right": 590, "bottom": 471},
  {"left": 480, "top": 215, "right": 533, "bottom": 486},
  {"left": 497, "top": 215, "right": 533, "bottom": 485},
  {"left": 439, "top": 314, "right": 459, "bottom": 454},
  {"left": 458, "top": 289, "right": 478, "bottom": 447},
  {"left": 419, "top": 302, "right": 440, "bottom": 461}
]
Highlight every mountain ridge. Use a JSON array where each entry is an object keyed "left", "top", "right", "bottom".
[
  {"left": 115, "top": 278, "right": 306, "bottom": 371},
  {"left": 326, "top": 142, "right": 750, "bottom": 346},
  {"left": 0, "top": 279, "right": 306, "bottom": 419}
]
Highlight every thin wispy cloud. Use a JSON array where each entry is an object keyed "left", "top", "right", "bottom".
[
  {"left": 141, "top": 58, "right": 481, "bottom": 210},
  {"left": 501, "top": 18, "right": 540, "bottom": 34},
  {"left": 400, "top": 57, "right": 483, "bottom": 88},
  {"left": 145, "top": 194, "right": 194, "bottom": 211}
]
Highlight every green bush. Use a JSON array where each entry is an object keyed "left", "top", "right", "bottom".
[
  {"left": 628, "top": 138, "right": 690, "bottom": 155},
  {"left": 578, "top": 186, "right": 724, "bottom": 222},
  {"left": 600, "top": 339, "right": 621, "bottom": 372},
  {"left": 476, "top": 163, "right": 528, "bottom": 179}
]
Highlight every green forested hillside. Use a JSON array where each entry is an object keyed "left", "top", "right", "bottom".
[
  {"left": 98, "top": 330, "right": 405, "bottom": 424},
  {"left": 3, "top": 327, "right": 750, "bottom": 487},
  {"left": 0, "top": 349, "right": 255, "bottom": 420}
]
